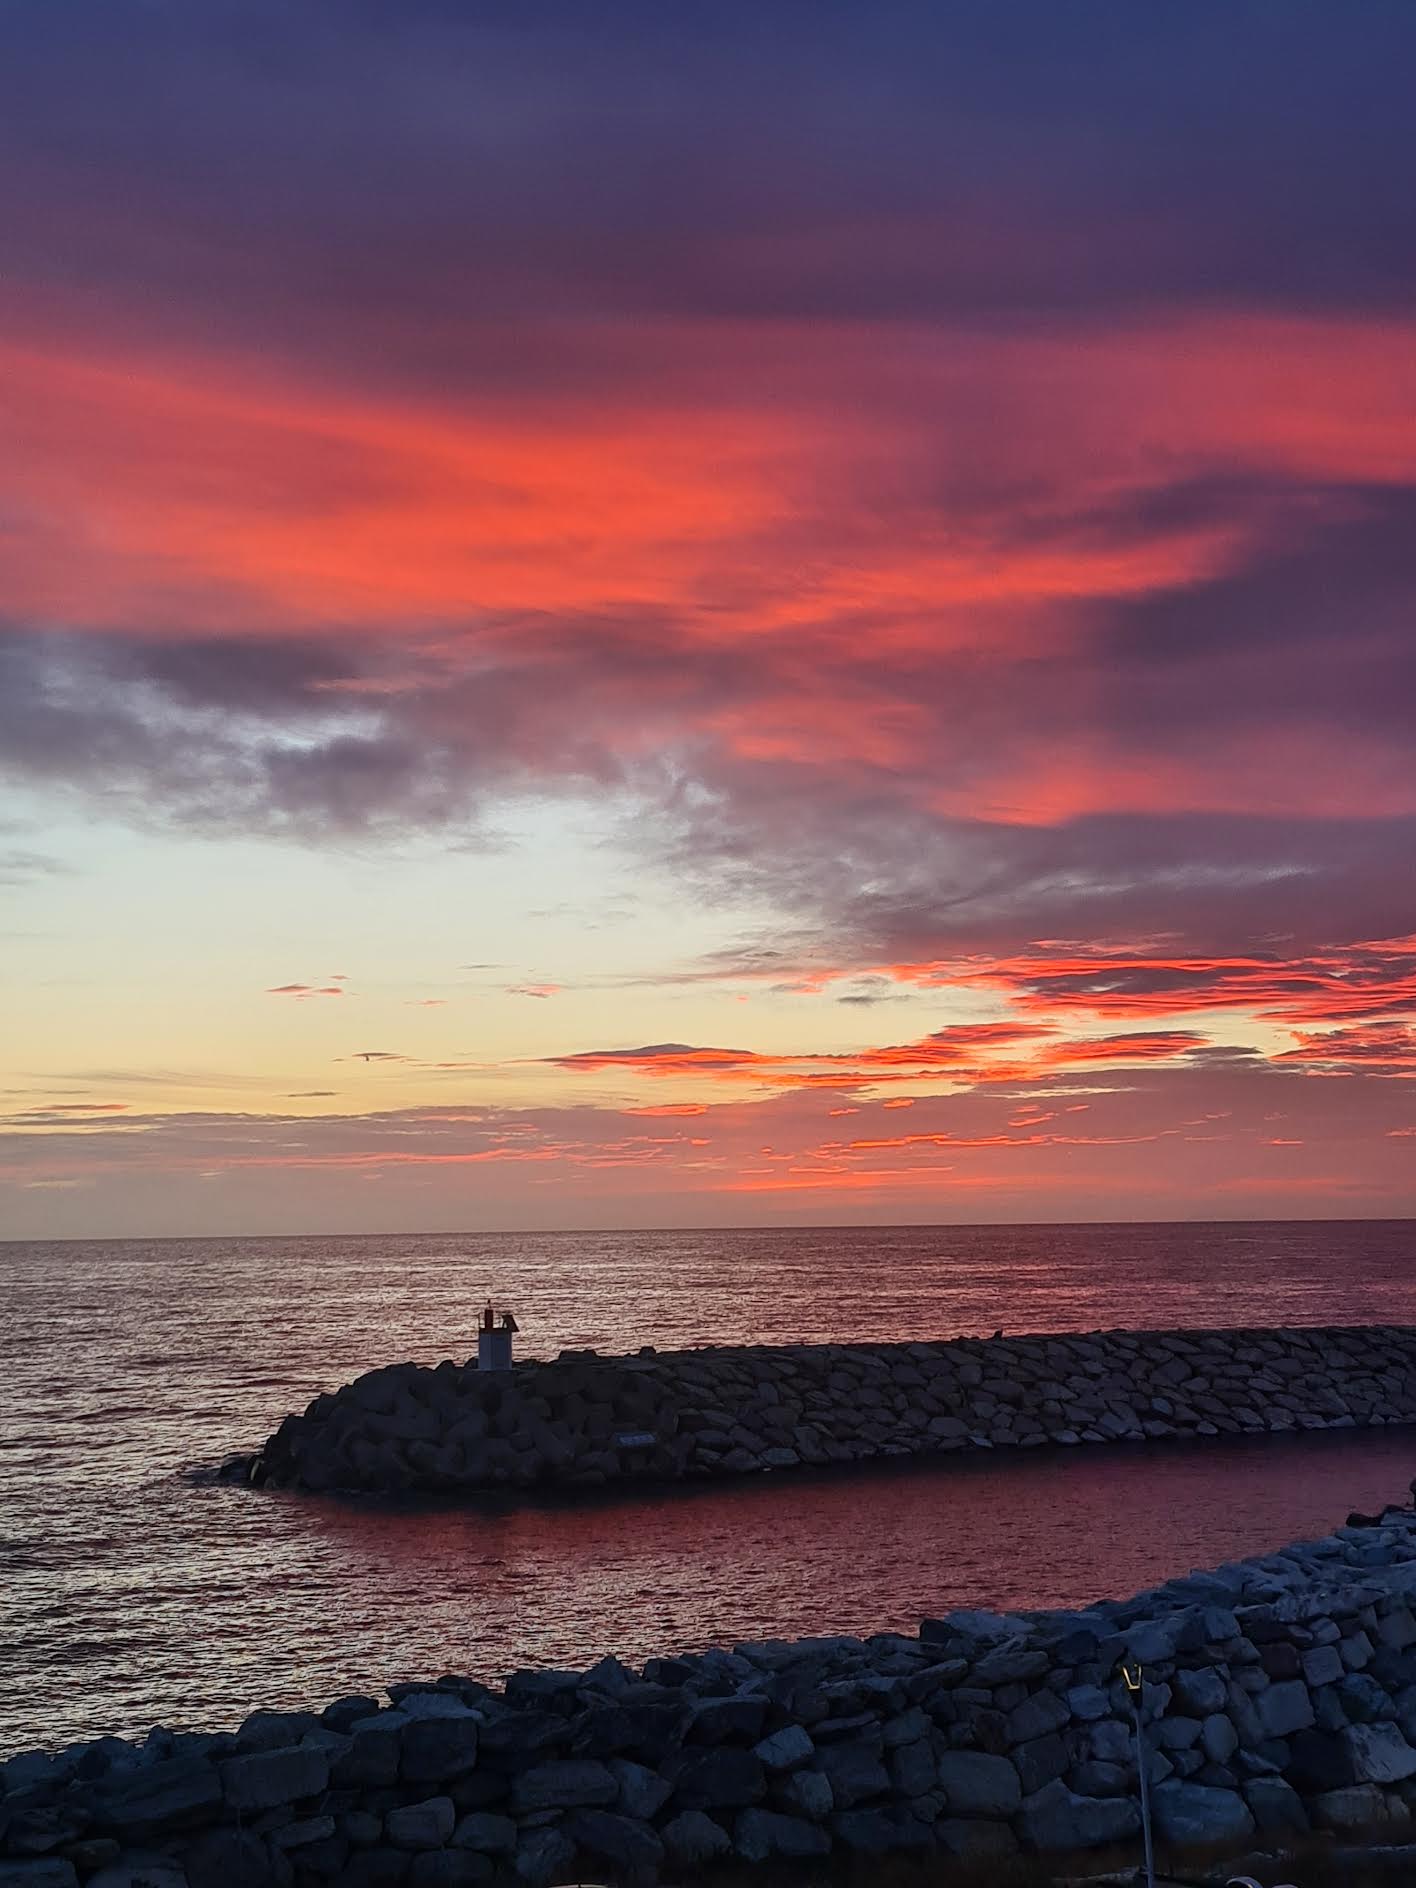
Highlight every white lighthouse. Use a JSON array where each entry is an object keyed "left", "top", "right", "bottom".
[{"left": 478, "top": 1300, "right": 518, "bottom": 1371}]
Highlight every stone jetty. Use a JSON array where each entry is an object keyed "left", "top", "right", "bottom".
[
  {"left": 15, "top": 1509, "right": 1416, "bottom": 1883},
  {"left": 246, "top": 1324, "right": 1416, "bottom": 1496}
]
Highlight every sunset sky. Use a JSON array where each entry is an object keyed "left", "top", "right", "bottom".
[{"left": 3, "top": 2, "right": 1415, "bottom": 1236}]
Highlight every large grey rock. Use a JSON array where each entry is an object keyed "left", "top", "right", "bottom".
[
  {"left": 1200, "top": 1712, "right": 1238, "bottom": 1763},
  {"left": 1172, "top": 1666, "right": 1228, "bottom": 1716},
  {"left": 451, "top": 1814, "right": 516, "bottom": 1855},
  {"left": 400, "top": 1717, "right": 479, "bottom": 1782},
  {"left": 331, "top": 1727, "right": 401, "bottom": 1788},
  {"left": 91, "top": 1757, "right": 222, "bottom": 1833},
  {"left": 563, "top": 1808, "right": 664, "bottom": 1872},
  {"left": 1019, "top": 1779, "right": 1140, "bottom": 1851},
  {"left": 271, "top": 1815, "right": 337, "bottom": 1849},
  {"left": 1070, "top": 1760, "right": 1130, "bottom": 1797},
  {"left": 220, "top": 1744, "right": 329, "bottom": 1812},
  {"left": 512, "top": 1828, "right": 575, "bottom": 1885},
  {"left": 1013, "top": 1731, "right": 1069, "bottom": 1795},
  {"left": 1066, "top": 1684, "right": 1111, "bottom": 1722},
  {"left": 386, "top": 1797, "right": 456, "bottom": 1850},
  {"left": 831, "top": 1806, "right": 931, "bottom": 1851},
  {"left": 1312, "top": 1784, "right": 1392, "bottom": 1830},
  {"left": 754, "top": 1725, "right": 813, "bottom": 1771},
  {"left": 1151, "top": 1780, "right": 1254, "bottom": 1847},
  {"left": 1, "top": 1751, "right": 65, "bottom": 1793},
  {"left": 1086, "top": 1718, "right": 1134, "bottom": 1765},
  {"left": 935, "top": 1749, "right": 1022, "bottom": 1817},
  {"left": 1253, "top": 1678, "right": 1314, "bottom": 1738},
  {"left": 184, "top": 1828, "right": 280, "bottom": 1888},
  {"left": 686, "top": 1694, "right": 767, "bottom": 1743},
  {"left": 235, "top": 1709, "right": 324, "bottom": 1752},
  {"left": 0, "top": 1868, "right": 81, "bottom": 1888},
  {"left": 1006, "top": 1688, "right": 1069, "bottom": 1743},
  {"left": 814, "top": 1741, "right": 889, "bottom": 1807},
  {"left": 1243, "top": 1777, "right": 1309, "bottom": 1835},
  {"left": 669, "top": 1747, "right": 765, "bottom": 1810},
  {"left": 888, "top": 1738, "right": 936, "bottom": 1797},
  {"left": 508, "top": 1759, "right": 617, "bottom": 1813},
  {"left": 660, "top": 1811, "right": 731, "bottom": 1866},
  {"left": 777, "top": 1767, "right": 833, "bottom": 1818},
  {"left": 1303, "top": 1644, "right": 1345, "bottom": 1687},
  {"left": 1343, "top": 1721, "right": 1416, "bottom": 1782},
  {"left": 733, "top": 1807, "right": 830, "bottom": 1861},
  {"left": 608, "top": 1757, "right": 671, "bottom": 1821}
]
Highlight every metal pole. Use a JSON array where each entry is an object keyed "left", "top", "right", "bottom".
[{"left": 1120, "top": 1660, "right": 1156, "bottom": 1888}]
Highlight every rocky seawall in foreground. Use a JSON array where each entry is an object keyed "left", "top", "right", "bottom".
[
  {"left": 14, "top": 1512, "right": 1416, "bottom": 1884},
  {"left": 246, "top": 1324, "right": 1416, "bottom": 1496}
]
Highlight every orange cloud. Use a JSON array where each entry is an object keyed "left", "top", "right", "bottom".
[{"left": 870, "top": 937, "right": 1416, "bottom": 1027}]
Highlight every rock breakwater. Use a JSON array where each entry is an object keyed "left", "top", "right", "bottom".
[
  {"left": 248, "top": 1324, "right": 1416, "bottom": 1496},
  {"left": 15, "top": 1511, "right": 1416, "bottom": 1883}
]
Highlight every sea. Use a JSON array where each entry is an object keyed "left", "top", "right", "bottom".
[{"left": 4, "top": 1219, "right": 1416, "bottom": 1755}]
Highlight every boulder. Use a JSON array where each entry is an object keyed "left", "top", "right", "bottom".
[
  {"left": 1343, "top": 1722, "right": 1416, "bottom": 1782},
  {"left": 1172, "top": 1667, "right": 1228, "bottom": 1716},
  {"left": 754, "top": 1725, "right": 814, "bottom": 1771},
  {"left": 1006, "top": 1689, "right": 1069, "bottom": 1743},
  {"left": 660, "top": 1812, "right": 731, "bottom": 1866},
  {"left": 508, "top": 1759, "right": 617, "bottom": 1813},
  {"left": 1302, "top": 1644, "right": 1345, "bottom": 1687},
  {"left": 450, "top": 1814, "right": 516, "bottom": 1856},
  {"left": 1243, "top": 1777, "right": 1309, "bottom": 1834},
  {"left": 888, "top": 1738, "right": 936, "bottom": 1797},
  {"left": 399, "top": 1716, "right": 480, "bottom": 1784},
  {"left": 608, "top": 1758, "right": 671, "bottom": 1822},
  {"left": 935, "top": 1750, "right": 1022, "bottom": 1817},
  {"left": 220, "top": 1745, "right": 329, "bottom": 1812},
  {"left": 90, "top": 1757, "right": 222, "bottom": 1834},
  {"left": 386, "top": 1799, "right": 456, "bottom": 1850},
  {"left": 830, "top": 1806, "right": 931, "bottom": 1851},
  {"left": 814, "top": 1741, "right": 889, "bottom": 1808},
  {"left": 235, "top": 1710, "right": 324, "bottom": 1752},
  {"left": 1312, "top": 1784, "right": 1392, "bottom": 1830},
  {"left": 331, "top": 1727, "right": 401, "bottom": 1789},
  {"left": 1151, "top": 1780, "right": 1254, "bottom": 1847},
  {"left": 668, "top": 1747, "right": 765, "bottom": 1810},
  {"left": 184, "top": 1829, "right": 282, "bottom": 1888},
  {"left": 0, "top": 1869, "right": 80, "bottom": 1888},
  {"left": 1013, "top": 1731, "right": 1069, "bottom": 1795},
  {"left": 733, "top": 1807, "right": 829, "bottom": 1861},
  {"left": 1019, "top": 1779, "right": 1140, "bottom": 1851},
  {"left": 511, "top": 1829, "right": 575, "bottom": 1886},
  {"left": 563, "top": 1809, "right": 664, "bottom": 1873},
  {"left": 1253, "top": 1679, "right": 1315, "bottom": 1738},
  {"left": 686, "top": 1695, "right": 768, "bottom": 1743},
  {"left": 1200, "top": 1713, "right": 1238, "bottom": 1764},
  {"left": 777, "top": 1768, "right": 833, "bottom": 1819}
]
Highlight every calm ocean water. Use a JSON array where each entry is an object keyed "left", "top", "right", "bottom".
[{"left": 4, "top": 1219, "right": 1416, "bottom": 1754}]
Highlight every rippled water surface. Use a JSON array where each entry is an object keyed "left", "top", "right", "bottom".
[{"left": 4, "top": 1220, "right": 1416, "bottom": 1752}]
